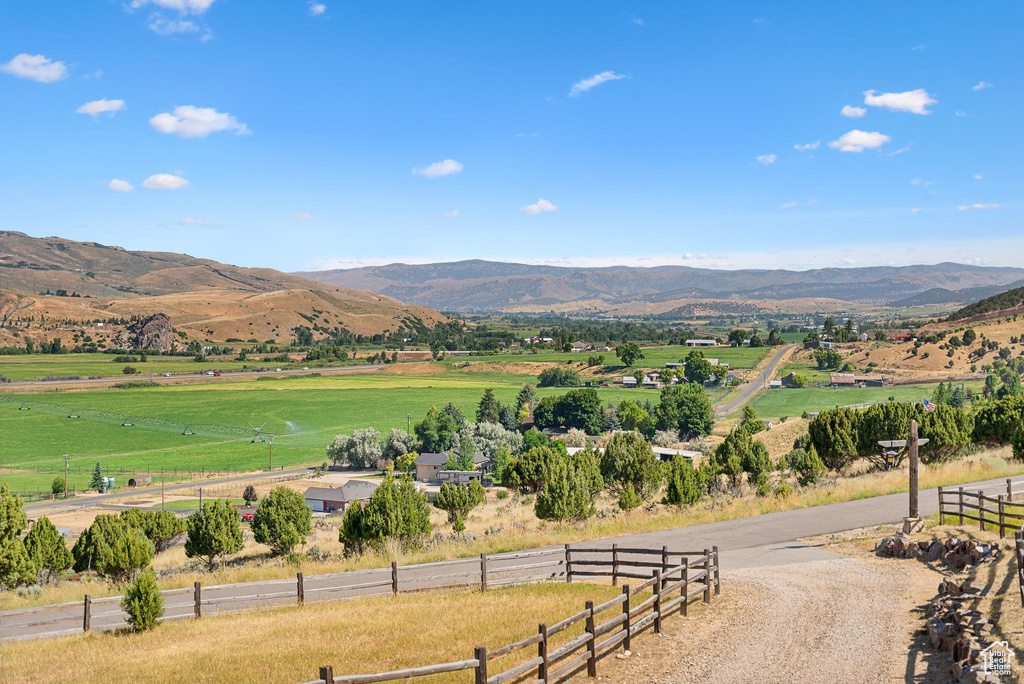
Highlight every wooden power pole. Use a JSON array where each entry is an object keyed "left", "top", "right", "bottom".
[
  {"left": 909, "top": 419, "right": 919, "bottom": 520},
  {"left": 63, "top": 454, "right": 69, "bottom": 500}
]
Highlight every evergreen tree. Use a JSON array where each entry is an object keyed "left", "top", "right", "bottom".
[
  {"left": 599, "top": 431, "right": 662, "bottom": 500},
  {"left": 515, "top": 384, "right": 537, "bottom": 414},
  {"left": 0, "top": 482, "right": 27, "bottom": 544},
  {"left": 433, "top": 482, "right": 483, "bottom": 532},
  {"left": 663, "top": 456, "right": 701, "bottom": 506},
  {"left": 24, "top": 517, "right": 73, "bottom": 583},
  {"left": 476, "top": 388, "right": 501, "bottom": 424},
  {"left": 0, "top": 538, "right": 36, "bottom": 590},
  {"left": 185, "top": 500, "right": 244, "bottom": 570},
  {"left": 90, "top": 463, "right": 105, "bottom": 492},
  {"left": 617, "top": 483, "right": 642, "bottom": 511},
  {"left": 535, "top": 456, "right": 595, "bottom": 521},
  {"left": 251, "top": 486, "right": 312, "bottom": 556},
  {"left": 122, "top": 569, "right": 164, "bottom": 632}
]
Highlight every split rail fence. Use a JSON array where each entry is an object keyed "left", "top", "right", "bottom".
[
  {"left": 0, "top": 544, "right": 719, "bottom": 646},
  {"left": 303, "top": 546, "right": 720, "bottom": 684},
  {"left": 937, "top": 479, "right": 1024, "bottom": 538}
]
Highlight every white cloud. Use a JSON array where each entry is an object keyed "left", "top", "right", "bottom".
[
  {"left": 910, "top": 207, "right": 924, "bottom": 213},
  {"left": 863, "top": 88, "right": 936, "bottom": 115},
  {"left": 793, "top": 141, "right": 819, "bottom": 151},
  {"left": 520, "top": 198, "right": 558, "bottom": 215},
  {"left": 148, "top": 17, "right": 199, "bottom": 35},
  {"left": 780, "top": 201, "right": 797, "bottom": 209},
  {"left": 955, "top": 110, "right": 968, "bottom": 117},
  {"left": 142, "top": 173, "right": 190, "bottom": 190},
  {"left": 106, "top": 179, "right": 134, "bottom": 192},
  {"left": 83, "top": 69, "right": 103, "bottom": 80},
  {"left": 755, "top": 154, "right": 777, "bottom": 165},
  {"left": 131, "top": 0, "right": 216, "bottom": 14},
  {"left": 910, "top": 178, "right": 933, "bottom": 186},
  {"left": 178, "top": 218, "right": 215, "bottom": 227},
  {"left": 515, "top": 132, "right": 539, "bottom": 138},
  {"left": 957, "top": 203, "right": 999, "bottom": 211},
  {"left": 76, "top": 99, "right": 126, "bottom": 117},
  {"left": 805, "top": 198, "right": 818, "bottom": 206},
  {"left": 150, "top": 105, "right": 250, "bottom": 138},
  {"left": 841, "top": 105, "right": 867, "bottom": 118},
  {"left": 887, "top": 144, "right": 912, "bottom": 156},
  {"left": 836, "top": 258, "right": 856, "bottom": 265},
  {"left": 630, "top": 17, "right": 645, "bottom": 26},
  {"left": 972, "top": 81, "right": 992, "bottom": 91},
  {"left": 828, "top": 129, "right": 891, "bottom": 152},
  {"left": 569, "top": 71, "right": 626, "bottom": 97},
  {"left": 412, "top": 159, "right": 463, "bottom": 178},
  {"left": 442, "top": 210, "right": 460, "bottom": 219},
  {"left": 0, "top": 53, "right": 68, "bottom": 83},
  {"left": 309, "top": 2, "right": 326, "bottom": 15},
  {"left": 293, "top": 212, "right": 312, "bottom": 220},
  {"left": 973, "top": 174, "right": 983, "bottom": 180}
]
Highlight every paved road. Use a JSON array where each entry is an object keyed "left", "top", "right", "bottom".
[
  {"left": 0, "top": 364, "right": 380, "bottom": 391},
  {"left": 23, "top": 467, "right": 314, "bottom": 514},
  {"left": 716, "top": 343, "right": 797, "bottom": 417},
  {"left": 4, "top": 474, "right": 1009, "bottom": 642}
]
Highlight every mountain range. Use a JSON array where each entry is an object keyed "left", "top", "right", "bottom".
[{"left": 297, "top": 260, "right": 1024, "bottom": 313}]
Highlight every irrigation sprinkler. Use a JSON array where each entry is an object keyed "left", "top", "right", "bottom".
[
  {"left": 18, "top": 402, "right": 30, "bottom": 411},
  {"left": 68, "top": 408, "right": 80, "bottom": 419},
  {"left": 182, "top": 424, "right": 196, "bottom": 436},
  {"left": 249, "top": 422, "right": 267, "bottom": 444},
  {"left": 122, "top": 416, "right": 134, "bottom": 427}
]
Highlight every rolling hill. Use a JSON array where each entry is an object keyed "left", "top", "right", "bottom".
[
  {"left": 0, "top": 232, "right": 446, "bottom": 346},
  {"left": 296, "top": 260, "right": 1024, "bottom": 313},
  {"left": 947, "top": 284, "right": 1024, "bottom": 322}
]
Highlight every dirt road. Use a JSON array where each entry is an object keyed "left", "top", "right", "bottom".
[{"left": 715, "top": 343, "right": 797, "bottom": 417}]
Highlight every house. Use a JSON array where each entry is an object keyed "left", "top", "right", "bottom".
[
  {"left": 830, "top": 373, "right": 857, "bottom": 386},
  {"left": 665, "top": 362, "right": 684, "bottom": 369},
  {"left": 819, "top": 341, "right": 834, "bottom": 350},
  {"left": 304, "top": 480, "right": 380, "bottom": 514},
  {"left": 596, "top": 346, "right": 614, "bottom": 352},
  {"left": 646, "top": 370, "right": 661, "bottom": 382},
  {"left": 437, "top": 470, "right": 488, "bottom": 485},
  {"left": 621, "top": 376, "right": 638, "bottom": 388},
  {"left": 768, "top": 379, "right": 782, "bottom": 388},
  {"left": 704, "top": 358, "right": 721, "bottom": 367},
  {"left": 570, "top": 341, "right": 590, "bottom": 353},
  {"left": 541, "top": 426, "right": 569, "bottom": 437},
  {"left": 651, "top": 447, "right": 703, "bottom": 463},
  {"left": 726, "top": 372, "right": 742, "bottom": 384},
  {"left": 642, "top": 377, "right": 661, "bottom": 389},
  {"left": 858, "top": 332, "right": 870, "bottom": 342},
  {"left": 780, "top": 372, "right": 802, "bottom": 388},
  {"left": 415, "top": 451, "right": 489, "bottom": 482},
  {"left": 684, "top": 339, "right": 717, "bottom": 347},
  {"left": 803, "top": 340, "right": 820, "bottom": 350},
  {"left": 891, "top": 334, "right": 913, "bottom": 342}
]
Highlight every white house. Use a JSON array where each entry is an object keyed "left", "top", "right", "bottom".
[{"left": 684, "top": 339, "right": 717, "bottom": 347}]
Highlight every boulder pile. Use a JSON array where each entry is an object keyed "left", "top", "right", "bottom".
[
  {"left": 925, "top": 580, "right": 1001, "bottom": 683},
  {"left": 875, "top": 535, "right": 1000, "bottom": 568}
]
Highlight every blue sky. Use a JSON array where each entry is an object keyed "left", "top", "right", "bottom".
[{"left": 0, "top": 1, "right": 1020, "bottom": 272}]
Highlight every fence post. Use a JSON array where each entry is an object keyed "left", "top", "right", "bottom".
[
  {"left": 474, "top": 645, "right": 488, "bottom": 684},
  {"left": 480, "top": 553, "right": 488, "bottom": 592},
  {"left": 981, "top": 496, "right": 986, "bottom": 532},
  {"left": 682, "top": 563, "right": 688, "bottom": 617},
  {"left": 319, "top": 665, "right": 334, "bottom": 684},
  {"left": 703, "top": 549, "right": 711, "bottom": 604},
  {"left": 713, "top": 545, "right": 721, "bottom": 596},
  {"left": 297, "top": 572, "right": 304, "bottom": 606},
  {"left": 959, "top": 487, "right": 964, "bottom": 525},
  {"left": 999, "top": 495, "right": 1006, "bottom": 538},
  {"left": 653, "top": 569, "right": 662, "bottom": 634},
  {"left": 391, "top": 561, "right": 399, "bottom": 595},
  {"left": 584, "top": 600, "right": 597, "bottom": 677},
  {"left": 565, "top": 544, "right": 572, "bottom": 584},
  {"left": 194, "top": 581, "right": 202, "bottom": 618},
  {"left": 538, "top": 623, "right": 549, "bottom": 682},
  {"left": 83, "top": 594, "right": 91, "bottom": 632},
  {"left": 1008, "top": 478, "right": 1014, "bottom": 501},
  {"left": 612, "top": 543, "right": 619, "bottom": 586},
  {"left": 622, "top": 585, "right": 631, "bottom": 652},
  {"left": 938, "top": 487, "right": 945, "bottom": 525},
  {"left": 661, "top": 545, "right": 669, "bottom": 589}
]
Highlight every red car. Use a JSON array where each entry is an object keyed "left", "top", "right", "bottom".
[
  {"left": 241, "top": 512, "right": 254, "bottom": 522},
  {"left": 213, "top": 372, "right": 221, "bottom": 377}
]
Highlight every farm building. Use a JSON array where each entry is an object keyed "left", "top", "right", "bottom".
[
  {"left": 415, "top": 451, "right": 489, "bottom": 482},
  {"left": 830, "top": 373, "right": 857, "bottom": 386},
  {"left": 767, "top": 379, "right": 782, "bottom": 388},
  {"left": 570, "top": 341, "right": 591, "bottom": 352},
  {"left": 127, "top": 475, "right": 152, "bottom": 487},
  {"left": 684, "top": 339, "right": 717, "bottom": 347},
  {"left": 437, "top": 470, "right": 488, "bottom": 485},
  {"left": 651, "top": 447, "right": 703, "bottom": 463},
  {"left": 780, "top": 373, "right": 802, "bottom": 388},
  {"left": 303, "top": 480, "right": 379, "bottom": 514},
  {"left": 621, "top": 376, "right": 638, "bottom": 388},
  {"left": 665, "top": 362, "right": 684, "bottom": 369}
]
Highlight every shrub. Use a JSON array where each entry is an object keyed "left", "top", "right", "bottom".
[
  {"left": 535, "top": 457, "right": 595, "bottom": 521},
  {"left": 663, "top": 456, "right": 700, "bottom": 506},
  {"left": 185, "top": 500, "right": 244, "bottom": 570},
  {"left": 104, "top": 526, "right": 154, "bottom": 583},
  {"left": 434, "top": 482, "right": 484, "bottom": 531},
  {"left": 326, "top": 428, "right": 383, "bottom": 468},
  {"left": 23, "top": 517, "right": 72, "bottom": 583},
  {"left": 600, "top": 431, "right": 662, "bottom": 501},
  {"left": 341, "top": 475, "right": 431, "bottom": 552},
  {"left": 504, "top": 447, "right": 556, "bottom": 492},
  {"left": 755, "top": 472, "right": 771, "bottom": 497},
  {"left": 0, "top": 539, "right": 36, "bottom": 590},
  {"left": 1012, "top": 428, "right": 1024, "bottom": 461},
  {"left": 242, "top": 485, "right": 258, "bottom": 505},
  {"left": 788, "top": 446, "right": 827, "bottom": 486},
  {"left": 120, "top": 509, "right": 186, "bottom": 552},
  {"left": 617, "top": 483, "right": 642, "bottom": 511},
  {"left": 252, "top": 486, "right": 312, "bottom": 555},
  {"left": 536, "top": 367, "right": 582, "bottom": 387},
  {"left": 563, "top": 427, "right": 588, "bottom": 448},
  {"left": 122, "top": 568, "right": 164, "bottom": 632},
  {"left": 740, "top": 441, "right": 772, "bottom": 480},
  {"left": 51, "top": 478, "right": 65, "bottom": 496}
]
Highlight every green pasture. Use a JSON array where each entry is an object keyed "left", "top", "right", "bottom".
[
  {"left": 446, "top": 344, "right": 770, "bottom": 371},
  {"left": 749, "top": 381, "right": 984, "bottom": 418},
  {"left": 0, "top": 353, "right": 265, "bottom": 381}
]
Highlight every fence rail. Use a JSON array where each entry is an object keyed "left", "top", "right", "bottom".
[
  {"left": 303, "top": 546, "right": 721, "bottom": 684},
  {"left": 937, "top": 479, "right": 1024, "bottom": 538},
  {"left": 0, "top": 543, "right": 720, "bottom": 646}
]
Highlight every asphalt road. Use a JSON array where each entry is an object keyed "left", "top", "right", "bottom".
[
  {"left": 0, "top": 364, "right": 380, "bottom": 390},
  {"left": 4, "top": 474, "right": 1013, "bottom": 642},
  {"left": 716, "top": 343, "right": 797, "bottom": 417}
]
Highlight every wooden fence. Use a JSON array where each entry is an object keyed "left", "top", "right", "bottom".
[
  {"left": 303, "top": 546, "right": 721, "bottom": 684},
  {"left": 1015, "top": 531, "right": 1024, "bottom": 608},
  {"left": 937, "top": 479, "right": 1024, "bottom": 538}
]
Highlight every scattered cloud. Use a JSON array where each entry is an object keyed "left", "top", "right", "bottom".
[
  {"left": 148, "top": 17, "right": 199, "bottom": 35},
  {"left": 293, "top": 212, "right": 312, "bottom": 220},
  {"left": 83, "top": 69, "right": 103, "bottom": 80},
  {"left": 955, "top": 110, "right": 968, "bottom": 117},
  {"left": 910, "top": 178, "right": 933, "bottom": 186},
  {"left": 863, "top": 88, "right": 936, "bottom": 115},
  {"left": 131, "top": 0, "right": 217, "bottom": 14},
  {"left": 569, "top": 71, "right": 626, "bottom": 97},
  {"left": 150, "top": 105, "right": 250, "bottom": 138},
  {"left": 412, "top": 158, "right": 463, "bottom": 178},
  {"left": 442, "top": 210, "right": 460, "bottom": 219},
  {"left": 76, "top": 99, "right": 126, "bottom": 117},
  {"left": 629, "top": 16, "right": 645, "bottom": 26},
  {"left": 178, "top": 218, "right": 215, "bottom": 227},
  {"left": 957, "top": 203, "right": 999, "bottom": 211},
  {"left": 973, "top": 174, "right": 984, "bottom": 180},
  {"left": 754, "top": 154, "right": 777, "bottom": 165},
  {"left": 828, "top": 129, "right": 891, "bottom": 152},
  {"left": 910, "top": 207, "right": 924, "bottom": 213},
  {"left": 972, "top": 81, "right": 993, "bottom": 91},
  {"left": 142, "top": 173, "right": 189, "bottom": 190},
  {"left": 515, "top": 132, "right": 539, "bottom": 138},
  {"left": 793, "top": 141, "right": 820, "bottom": 151},
  {"left": 0, "top": 53, "right": 68, "bottom": 83},
  {"left": 887, "top": 144, "right": 912, "bottom": 156},
  {"left": 309, "top": 2, "right": 326, "bottom": 16},
  {"left": 836, "top": 258, "right": 856, "bottom": 265},
  {"left": 780, "top": 201, "right": 798, "bottom": 209},
  {"left": 805, "top": 199, "right": 818, "bottom": 206},
  {"left": 106, "top": 179, "right": 134, "bottom": 192},
  {"left": 841, "top": 105, "right": 867, "bottom": 118},
  {"left": 911, "top": 44, "right": 925, "bottom": 51},
  {"left": 520, "top": 198, "right": 558, "bottom": 215}
]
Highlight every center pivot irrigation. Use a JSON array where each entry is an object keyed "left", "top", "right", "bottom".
[{"left": 0, "top": 396, "right": 277, "bottom": 442}]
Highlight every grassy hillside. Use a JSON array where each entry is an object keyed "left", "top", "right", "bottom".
[{"left": 948, "top": 284, "right": 1024, "bottom": 321}]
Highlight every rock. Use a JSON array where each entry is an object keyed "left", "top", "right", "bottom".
[
  {"left": 119, "top": 313, "right": 173, "bottom": 351},
  {"left": 875, "top": 536, "right": 895, "bottom": 555},
  {"left": 929, "top": 620, "right": 954, "bottom": 648},
  {"left": 927, "top": 541, "right": 945, "bottom": 561}
]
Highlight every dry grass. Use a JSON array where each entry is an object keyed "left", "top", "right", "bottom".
[
  {"left": 0, "top": 582, "right": 634, "bottom": 684},
  {"left": 5, "top": 448, "right": 1022, "bottom": 613}
]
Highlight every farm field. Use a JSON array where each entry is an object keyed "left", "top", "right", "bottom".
[
  {"left": 749, "top": 382, "right": 984, "bottom": 418},
  {"left": 0, "top": 353, "right": 275, "bottom": 381},
  {"left": 444, "top": 344, "right": 771, "bottom": 370}
]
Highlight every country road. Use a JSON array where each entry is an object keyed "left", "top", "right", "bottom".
[
  {"left": 715, "top": 343, "right": 796, "bottom": 417},
  {"left": 3, "top": 473, "right": 1011, "bottom": 642},
  {"left": 0, "top": 364, "right": 381, "bottom": 391}
]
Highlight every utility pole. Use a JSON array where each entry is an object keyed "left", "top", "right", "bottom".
[
  {"left": 268, "top": 435, "right": 273, "bottom": 472},
  {"left": 63, "top": 454, "right": 69, "bottom": 500},
  {"left": 161, "top": 476, "right": 165, "bottom": 510},
  {"left": 908, "top": 419, "right": 919, "bottom": 520},
  {"left": 407, "top": 413, "right": 411, "bottom": 433}
]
